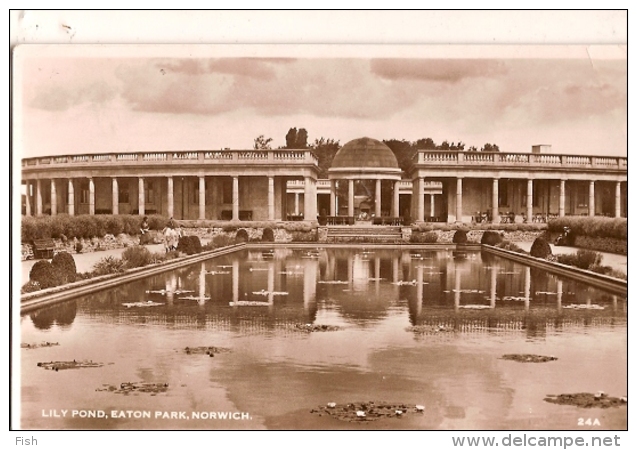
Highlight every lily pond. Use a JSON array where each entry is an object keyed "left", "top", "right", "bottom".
[{"left": 20, "top": 248, "right": 627, "bottom": 430}]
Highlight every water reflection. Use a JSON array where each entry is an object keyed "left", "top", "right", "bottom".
[
  {"left": 21, "top": 248, "right": 627, "bottom": 430},
  {"left": 29, "top": 249, "right": 626, "bottom": 336}
]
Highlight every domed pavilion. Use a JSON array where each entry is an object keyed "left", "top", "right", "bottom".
[{"left": 327, "top": 137, "right": 402, "bottom": 221}]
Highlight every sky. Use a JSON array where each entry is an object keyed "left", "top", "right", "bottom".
[{"left": 15, "top": 45, "right": 627, "bottom": 158}]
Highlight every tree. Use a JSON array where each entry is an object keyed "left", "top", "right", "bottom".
[
  {"left": 437, "top": 140, "right": 450, "bottom": 150},
  {"left": 415, "top": 138, "right": 436, "bottom": 149},
  {"left": 285, "top": 128, "right": 297, "bottom": 148},
  {"left": 383, "top": 139, "right": 416, "bottom": 172},
  {"left": 310, "top": 137, "right": 341, "bottom": 178},
  {"left": 253, "top": 135, "right": 273, "bottom": 150},
  {"left": 296, "top": 128, "right": 308, "bottom": 148},
  {"left": 481, "top": 143, "right": 500, "bottom": 152}
]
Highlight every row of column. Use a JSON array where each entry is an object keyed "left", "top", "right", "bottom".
[
  {"left": 328, "top": 179, "right": 401, "bottom": 217},
  {"left": 412, "top": 177, "right": 621, "bottom": 222},
  {"left": 25, "top": 175, "right": 314, "bottom": 221}
]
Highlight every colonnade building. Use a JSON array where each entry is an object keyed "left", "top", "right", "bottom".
[{"left": 21, "top": 137, "right": 627, "bottom": 224}]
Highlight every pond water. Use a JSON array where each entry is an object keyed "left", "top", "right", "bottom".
[{"left": 20, "top": 248, "right": 627, "bottom": 430}]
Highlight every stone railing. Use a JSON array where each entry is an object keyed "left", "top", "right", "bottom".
[
  {"left": 414, "top": 151, "right": 626, "bottom": 171},
  {"left": 22, "top": 149, "right": 319, "bottom": 168}
]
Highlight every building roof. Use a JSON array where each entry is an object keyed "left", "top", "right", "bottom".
[{"left": 331, "top": 137, "right": 399, "bottom": 170}]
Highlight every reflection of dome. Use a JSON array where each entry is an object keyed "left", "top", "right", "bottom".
[{"left": 331, "top": 137, "right": 399, "bottom": 169}]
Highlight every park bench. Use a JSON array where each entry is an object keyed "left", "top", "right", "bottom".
[{"left": 32, "top": 238, "right": 56, "bottom": 259}]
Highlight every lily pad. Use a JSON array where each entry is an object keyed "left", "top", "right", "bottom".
[
  {"left": 544, "top": 393, "right": 626, "bottom": 408},
  {"left": 501, "top": 354, "right": 558, "bottom": 363},
  {"left": 37, "top": 360, "right": 104, "bottom": 371},
  {"left": 310, "top": 401, "right": 425, "bottom": 422},
  {"left": 97, "top": 382, "right": 169, "bottom": 394}
]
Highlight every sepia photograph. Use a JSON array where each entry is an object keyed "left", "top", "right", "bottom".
[{"left": 11, "top": 11, "right": 628, "bottom": 441}]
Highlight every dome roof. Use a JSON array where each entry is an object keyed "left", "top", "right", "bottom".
[{"left": 331, "top": 137, "right": 399, "bottom": 170}]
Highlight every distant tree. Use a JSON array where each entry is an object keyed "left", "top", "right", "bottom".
[
  {"left": 383, "top": 139, "right": 416, "bottom": 172},
  {"left": 467, "top": 146, "right": 478, "bottom": 152},
  {"left": 296, "top": 128, "right": 308, "bottom": 148},
  {"left": 310, "top": 137, "right": 341, "bottom": 178},
  {"left": 481, "top": 143, "right": 500, "bottom": 152},
  {"left": 253, "top": 135, "right": 273, "bottom": 150},
  {"left": 415, "top": 138, "right": 437, "bottom": 149},
  {"left": 285, "top": 128, "right": 297, "bottom": 148},
  {"left": 437, "top": 140, "right": 451, "bottom": 150}
]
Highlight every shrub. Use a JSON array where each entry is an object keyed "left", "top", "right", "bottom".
[
  {"left": 262, "top": 227, "right": 275, "bottom": 242},
  {"left": 410, "top": 231, "right": 438, "bottom": 243},
  {"left": 495, "top": 240, "right": 528, "bottom": 254},
  {"left": 139, "top": 232, "right": 154, "bottom": 245},
  {"left": 21, "top": 280, "right": 42, "bottom": 294},
  {"left": 556, "top": 249, "right": 603, "bottom": 270},
  {"left": 548, "top": 217, "right": 627, "bottom": 240},
  {"left": 92, "top": 256, "right": 126, "bottom": 276},
  {"left": 177, "top": 235, "right": 202, "bottom": 255},
  {"left": 51, "top": 252, "right": 77, "bottom": 284},
  {"left": 235, "top": 228, "right": 249, "bottom": 244},
  {"left": 29, "top": 260, "right": 58, "bottom": 289},
  {"left": 121, "top": 245, "right": 153, "bottom": 268},
  {"left": 452, "top": 229, "right": 468, "bottom": 244},
  {"left": 481, "top": 231, "right": 503, "bottom": 246},
  {"left": 105, "top": 216, "right": 124, "bottom": 235},
  {"left": 147, "top": 215, "right": 168, "bottom": 231},
  {"left": 530, "top": 237, "right": 552, "bottom": 258}
]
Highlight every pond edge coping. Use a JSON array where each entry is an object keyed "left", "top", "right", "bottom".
[{"left": 481, "top": 245, "right": 627, "bottom": 296}]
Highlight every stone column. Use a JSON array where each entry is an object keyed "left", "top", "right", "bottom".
[
  {"left": 167, "top": 176, "right": 174, "bottom": 218},
  {"left": 417, "top": 178, "right": 425, "bottom": 222},
  {"left": 330, "top": 180, "right": 336, "bottom": 216},
  {"left": 526, "top": 179, "right": 533, "bottom": 222},
  {"left": 559, "top": 180, "right": 566, "bottom": 217},
  {"left": 112, "top": 177, "right": 119, "bottom": 215},
  {"left": 492, "top": 178, "right": 499, "bottom": 224},
  {"left": 50, "top": 179, "right": 57, "bottom": 216},
  {"left": 35, "top": 179, "right": 42, "bottom": 215},
  {"left": 456, "top": 178, "right": 463, "bottom": 223},
  {"left": 304, "top": 176, "right": 317, "bottom": 221},
  {"left": 430, "top": 194, "right": 435, "bottom": 218},
  {"left": 268, "top": 176, "right": 275, "bottom": 220},
  {"left": 348, "top": 179, "right": 354, "bottom": 217},
  {"left": 88, "top": 178, "right": 95, "bottom": 215},
  {"left": 24, "top": 181, "right": 31, "bottom": 216},
  {"left": 138, "top": 177, "right": 145, "bottom": 215},
  {"left": 232, "top": 176, "right": 239, "bottom": 220},
  {"left": 375, "top": 179, "right": 382, "bottom": 217},
  {"left": 393, "top": 180, "right": 400, "bottom": 217},
  {"left": 67, "top": 179, "right": 74, "bottom": 216},
  {"left": 588, "top": 180, "right": 595, "bottom": 217},
  {"left": 615, "top": 181, "right": 621, "bottom": 218},
  {"left": 490, "top": 265, "right": 497, "bottom": 309},
  {"left": 199, "top": 176, "right": 206, "bottom": 220}
]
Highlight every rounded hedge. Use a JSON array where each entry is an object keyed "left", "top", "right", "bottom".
[
  {"left": 481, "top": 231, "right": 503, "bottom": 246},
  {"left": 262, "top": 227, "right": 274, "bottom": 242},
  {"left": 177, "top": 235, "right": 203, "bottom": 255},
  {"left": 51, "top": 252, "right": 77, "bottom": 284},
  {"left": 235, "top": 229, "right": 249, "bottom": 244},
  {"left": 29, "top": 260, "right": 58, "bottom": 289},
  {"left": 452, "top": 229, "right": 468, "bottom": 244},
  {"left": 530, "top": 237, "right": 552, "bottom": 258}
]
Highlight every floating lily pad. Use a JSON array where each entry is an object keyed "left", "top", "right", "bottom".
[
  {"left": 183, "top": 346, "right": 231, "bottom": 356},
  {"left": 407, "top": 325, "right": 455, "bottom": 334},
  {"left": 22, "top": 341, "right": 59, "bottom": 349},
  {"left": 310, "top": 401, "right": 425, "bottom": 422},
  {"left": 96, "top": 382, "right": 169, "bottom": 395},
  {"left": 37, "top": 360, "right": 104, "bottom": 371},
  {"left": 291, "top": 324, "right": 341, "bottom": 333},
  {"left": 544, "top": 393, "right": 626, "bottom": 408},
  {"left": 501, "top": 354, "right": 558, "bottom": 363}
]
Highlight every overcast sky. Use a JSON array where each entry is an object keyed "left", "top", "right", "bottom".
[{"left": 15, "top": 46, "right": 627, "bottom": 158}]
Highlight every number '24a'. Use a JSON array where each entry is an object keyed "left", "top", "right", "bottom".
[{"left": 578, "top": 418, "right": 601, "bottom": 426}]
